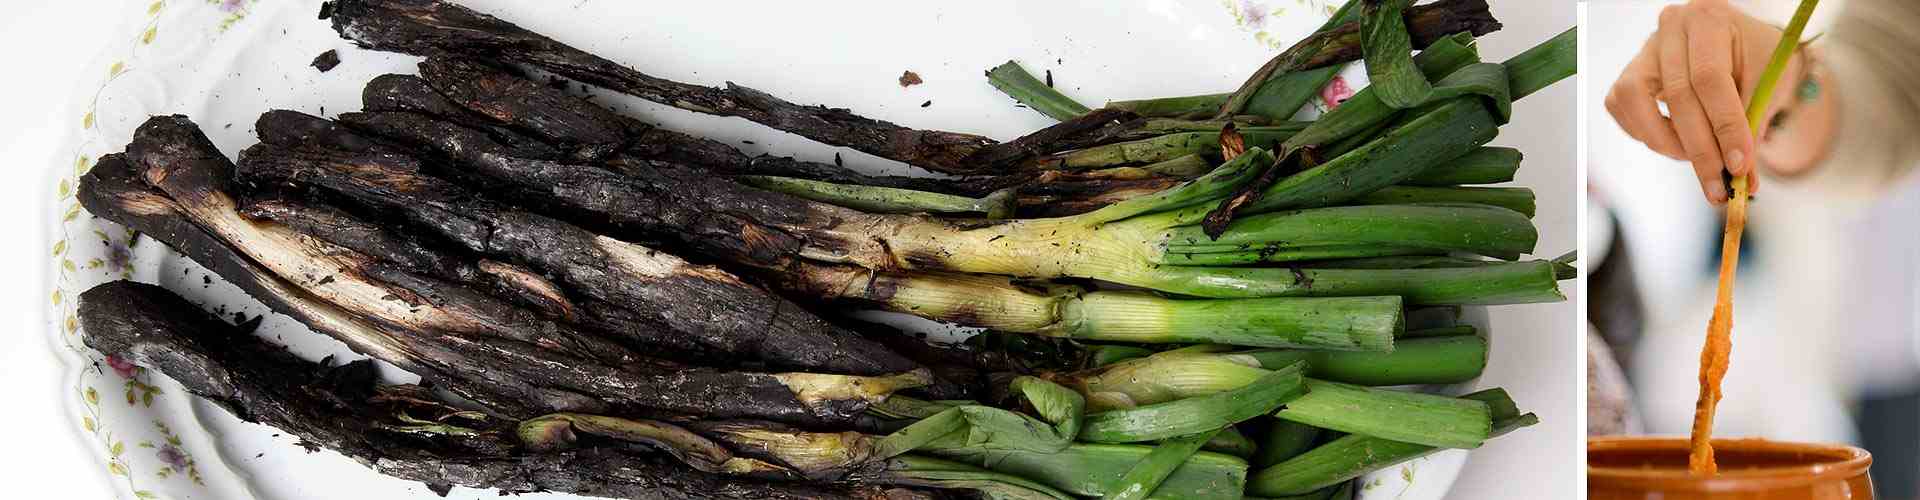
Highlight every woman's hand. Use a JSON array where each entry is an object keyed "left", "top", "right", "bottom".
[{"left": 1605, "top": 0, "right": 1803, "bottom": 204}]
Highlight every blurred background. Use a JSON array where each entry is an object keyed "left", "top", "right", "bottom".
[{"left": 1585, "top": 0, "right": 1920, "bottom": 497}]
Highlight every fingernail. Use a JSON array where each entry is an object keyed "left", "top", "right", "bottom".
[
  {"left": 1726, "top": 150, "right": 1746, "bottom": 173},
  {"left": 1708, "top": 182, "right": 1728, "bottom": 203}
]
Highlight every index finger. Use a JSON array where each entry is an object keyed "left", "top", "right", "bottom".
[{"left": 1684, "top": 12, "right": 1757, "bottom": 177}]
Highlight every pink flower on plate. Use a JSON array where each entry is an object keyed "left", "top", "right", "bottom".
[
  {"left": 1239, "top": 0, "right": 1269, "bottom": 29},
  {"left": 1320, "top": 75, "right": 1355, "bottom": 109},
  {"left": 106, "top": 355, "right": 139, "bottom": 379},
  {"left": 219, "top": 0, "right": 246, "bottom": 12},
  {"left": 157, "top": 444, "right": 189, "bottom": 469}
]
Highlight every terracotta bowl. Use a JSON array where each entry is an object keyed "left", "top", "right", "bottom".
[{"left": 1589, "top": 436, "right": 1873, "bottom": 499}]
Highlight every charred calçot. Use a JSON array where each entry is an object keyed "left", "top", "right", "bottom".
[
  {"left": 79, "top": 153, "right": 595, "bottom": 418},
  {"left": 372, "top": 56, "right": 999, "bottom": 197},
  {"left": 234, "top": 121, "right": 938, "bottom": 382},
  {"left": 85, "top": 116, "right": 937, "bottom": 426},
  {"left": 372, "top": 53, "right": 1212, "bottom": 217},
  {"left": 323, "top": 0, "right": 1497, "bottom": 176},
  {"left": 77, "top": 281, "right": 921, "bottom": 500},
  {"left": 325, "top": 0, "right": 997, "bottom": 175}
]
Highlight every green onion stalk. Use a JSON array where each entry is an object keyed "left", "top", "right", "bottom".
[
  {"left": 1400, "top": 146, "right": 1521, "bottom": 186},
  {"left": 1351, "top": 187, "right": 1535, "bottom": 218},
  {"left": 1247, "top": 389, "right": 1539, "bottom": 496},
  {"left": 1103, "top": 428, "right": 1228, "bottom": 500},
  {"left": 1059, "top": 344, "right": 1479, "bottom": 406},
  {"left": 1056, "top": 347, "right": 1495, "bottom": 449},
  {"left": 986, "top": 60, "right": 1092, "bottom": 122},
  {"left": 931, "top": 443, "right": 1251, "bottom": 500},
  {"left": 785, "top": 266, "right": 1404, "bottom": 350},
  {"left": 1306, "top": 254, "right": 1579, "bottom": 280},
  {"left": 1236, "top": 29, "right": 1575, "bottom": 217},
  {"left": 853, "top": 147, "right": 1565, "bottom": 304}
]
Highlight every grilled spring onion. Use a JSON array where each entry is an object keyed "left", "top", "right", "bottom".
[
  {"left": 1154, "top": 203, "right": 1537, "bottom": 265},
  {"left": 986, "top": 60, "right": 1093, "bottom": 122},
  {"left": 796, "top": 268, "right": 1403, "bottom": 350},
  {"left": 1069, "top": 349, "right": 1491, "bottom": 449},
  {"left": 1070, "top": 341, "right": 1485, "bottom": 410},
  {"left": 874, "top": 149, "right": 1564, "bottom": 304},
  {"left": 1080, "top": 362, "right": 1308, "bottom": 443},
  {"left": 1248, "top": 388, "right": 1538, "bottom": 496}
]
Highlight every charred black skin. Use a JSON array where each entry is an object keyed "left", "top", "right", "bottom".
[
  {"left": 78, "top": 281, "right": 915, "bottom": 500},
  {"left": 252, "top": 111, "right": 931, "bottom": 380},
  {"left": 78, "top": 153, "right": 593, "bottom": 418},
  {"left": 238, "top": 193, "right": 582, "bottom": 322},
  {"left": 374, "top": 55, "right": 1190, "bottom": 214},
  {"left": 369, "top": 58, "right": 994, "bottom": 196},
  {"left": 350, "top": 77, "right": 572, "bottom": 161},
  {"left": 326, "top": 0, "right": 997, "bottom": 175},
  {"left": 233, "top": 141, "right": 923, "bottom": 379},
  {"left": 416, "top": 57, "right": 629, "bottom": 162},
  {"left": 316, "top": 112, "right": 893, "bottom": 278},
  {"left": 97, "top": 116, "right": 915, "bottom": 426}
]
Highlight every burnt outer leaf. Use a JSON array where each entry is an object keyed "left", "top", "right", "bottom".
[
  {"left": 238, "top": 194, "right": 581, "bottom": 322},
  {"left": 416, "top": 56, "right": 629, "bottom": 162},
  {"left": 383, "top": 58, "right": 994, "bottom": 196},
  {"left": 358, "top": 75, "right": 569, "bottom": 160},
  {"left": 233, "top": 141, "right": 922, "bottom": 378},
  {"left": 101, "top": 116, "right": 919, "bottom": 425},
  {"left": 255, "top": 109, "right": 412, "bottom": 155},
  {"left": 78, "top": 281, "right": 910, "bottom": 500},
  {"left": 1199, "top": 150, "right": 1294, "bottom": 238},
  {"left": 318, "top": 111, "right": 889, "bottom": 279},
  {"left": 127, "top": 116, "right": 639, "bottom": 370},
  {"left": 78, "top": 153, "right": 590, "bottom": 418},
  {"left": 326, "top": 0, "right": 996, "bottom": 174},
  {"left": 371, "top": 59, "right": 1163, "bottom": 213}
]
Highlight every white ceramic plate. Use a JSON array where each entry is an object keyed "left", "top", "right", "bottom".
[{"left": 44, "top": 1, "right": 1494, "bottom": 498}]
